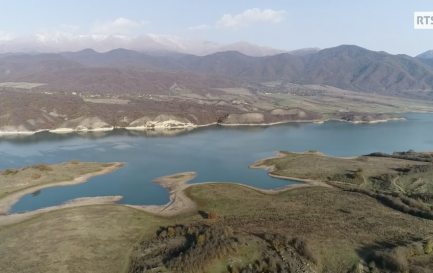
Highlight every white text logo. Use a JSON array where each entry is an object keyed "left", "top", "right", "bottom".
[{"left": 414, "top": 12, "right": 433, "bottom": 29}]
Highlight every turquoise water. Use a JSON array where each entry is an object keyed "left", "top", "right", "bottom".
[{"left": 1, "top": 113, "right": 433, "bottom": 213}]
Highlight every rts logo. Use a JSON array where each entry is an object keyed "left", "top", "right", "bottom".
[{"left": 414, "top": 12, "right": 433, "bottom": 29}]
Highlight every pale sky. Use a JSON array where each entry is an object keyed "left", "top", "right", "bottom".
[{"left": 0, "top": 0, "right": 432, "bottom": 55}]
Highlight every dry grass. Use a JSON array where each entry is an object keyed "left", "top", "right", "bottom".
[
  {"left": 1, "top": 181, "right": 433, "bottom": 273},
  {"left": 0, "top": 205, "right": 166, "bottom": 273},
  {"left": 3, "top": 152, "right": 433, "bottom": 273},
  {"left": 258, "top": 151, "right": 433, "bottom": 195},
  {"left": 0, "top": 162, "right": 113, "bottom": 199},
  {"left": 267, "top": 85, "right": 433, "bottom": 114},
  {"left": 259, "top": 152, "right": 420, "bottom": 183},
  {"left": 185, "top": 184, "right": 433, "bottom": 272}
]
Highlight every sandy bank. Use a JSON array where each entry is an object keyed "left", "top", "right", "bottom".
[
  {"left": 0, "top": 115, "right": 407, "bottom": 137},
  {"left": 127, "top": 172, "right": 198, "bottom": 217},
  {"left": 219, "top": 119, "right": 323, "bottom": 127},
  {"left": 129, "top": 165, "right": 332, "bottom": 217},
  {"left": 332, "top": 117, "right": 406, "bottom": 124},
  {"left": 0, "top": 161, "right": 332, "bottom": 223},
  {"left": 249, "top": 152, "right": 332, "bottom": 188},
  {"left": 0, "top": 196, "right": 122, "bottom": 226},
  {"left": 0, "top": 162, "right": 124, "bottom": 215}
]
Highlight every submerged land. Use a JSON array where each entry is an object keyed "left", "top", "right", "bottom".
[{"left": 1, "top": 151, "right": 433, "bottom": 272}]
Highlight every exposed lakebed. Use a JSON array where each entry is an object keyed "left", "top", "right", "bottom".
[{"left": 1, "top": 113, "right": 433, "bottom": 213}]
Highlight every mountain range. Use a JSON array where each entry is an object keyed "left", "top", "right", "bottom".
[
  {"left": 1, "top": 45, "right": 433, "bottom": 99},
  {"left": 0, "top": 35, "right": 285, "bottom": 57}
]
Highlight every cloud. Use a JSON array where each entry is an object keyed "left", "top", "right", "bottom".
[
  {"left": 0, "top": 31, "right": 14, "bottom": 41},
  {"left": 216, "top": 8, "right": 286, "bottom": 29},
  {"left": 0, "top": 17, "right": 152, "bottom": 52},
  {"left": 188, "top": 24, "right": 211, "bottom": 31},
  {"left": 0, "top": 29, "right": 219, "bottom": 54},
  {"left": 91, "top": 17, "right": 148, "bottom": 36}
]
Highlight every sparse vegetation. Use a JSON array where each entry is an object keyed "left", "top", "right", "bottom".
[
  {"left": 0, "top": 161, "right": 118, "bottom": 199},
  {"left": 207, "top": 211, "right": 218, "bottom": 220},
  {"left": 129, "top": 223, "right": 239, "bottom": 273},
  {"left": 257, "top": 151, "right": 433, "bottom": 216},
  {"left": 363, "top": 238, "right": 433, "bottom": 272},
  {"left": 1, "top": 169, "right": 19, "bottom": 176},
  {"left": 31, "top": 164, "right": 53, "bottom": 172},
  {"left": 0, "top": 205, "right": 167, "bottom": 273},
  {"left": 31, "top": 173, "right": 42, "bottom": 180},
  {"left": 126, "top": 180, "right": 433, "bottom": 273},
  {"left": 129, "top": 223, "right": 318, "bottom": 273},
  {"left": 290, "top": 237, "right": 318, "bottom": 265},
  {"left": 3, "top": 151, "right": 433, "bottom": 273}
]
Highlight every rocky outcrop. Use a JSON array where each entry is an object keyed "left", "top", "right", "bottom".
[
  {"left": 58, "top": 117, "right": 113, "bottom": 132},
  {"left": 127, "top": 115, "right": 196, "bottom": 130},
  {"left": 336, "top": 112, "right": 403, "bottom": 124}
]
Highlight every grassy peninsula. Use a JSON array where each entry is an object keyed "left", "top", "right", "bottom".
[{"left": 2, "top": 153, "right": 433, "bottom": 273}]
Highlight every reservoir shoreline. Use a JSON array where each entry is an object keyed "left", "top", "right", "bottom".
[{"left": 0, "top": 116, "right": 407, "bottom": 137}]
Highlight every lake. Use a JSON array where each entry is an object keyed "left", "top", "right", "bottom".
[{"left": 1, "top": 113, "right": 433, "bottom": 213}]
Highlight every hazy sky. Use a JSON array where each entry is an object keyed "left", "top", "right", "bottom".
[{"left": 0, "top": 0, "right": 432, "bottom": 55}]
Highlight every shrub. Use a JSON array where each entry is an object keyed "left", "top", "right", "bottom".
[
  {"left": 407, "top": 242, "right": 424, "bottom": 257},
  {"left": 207, "top": 211, "right": 218, "bottom": 220},
  {"left": 2, "top": 169, "right": 19, "bottom": 175},
  {"left": 424, "top": 239, "right": 433, "bottom": 254},
  {"left": 31, "top": 173, "right": 42, "bottom": 180},
  {"left": 290, "top": 237, "right": 318, "bottom": 264},
  {"left": 372, "top": 247, "right": 408, "bottom": 272},
  {"left": 196, "top": 234, "right": 206, "bottom": 246},
  {"left": 227, "top": 265, "right": 240, "bottom": 273},
  {"left": 31, "top": 164, "right": 53, "bottom": 172},
  {"left": 354, "top": 168, "right": 364, "bottom": 176},
  {"left": 167, "top": 226, "right": 176, "bottom": 238}
]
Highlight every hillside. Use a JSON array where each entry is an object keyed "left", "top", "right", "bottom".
[
  {"left": 2, "top": 45, "right": 433, "bottom": 133},
  {"left": 1, "top": 45, "right": 433, "bottom": 99}
]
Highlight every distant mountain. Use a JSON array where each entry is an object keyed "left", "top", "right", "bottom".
[
  {"left": 0, "top": 52, "right": 237, "bottom": 95},
  {"left": 416, "top": 50, "right": 433, "bottom": 70},
  {"left": 417, "top": 50, "right": 433, "bottom": 59},
  {"left": 0, "top": 34, "right": 284, "bottom": 57},
  {"left": 2, "top": 45, "right": 433, "bottom": 99},
  {"left": 170, "top": 45, "right": 433, "bottom": 96},
  {"left": 210, "top": 42, "right": 285, "bottom": 57},
  {"left": 287, "top": 48, "right": 320, "bottom": 56},
  {"left": 299, "top": 45, "right": 433, "bottom": 95}
]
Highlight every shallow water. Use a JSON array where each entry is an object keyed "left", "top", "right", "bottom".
[{"left": 1, "top": 113, "right": 433, "bottom": 213}]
